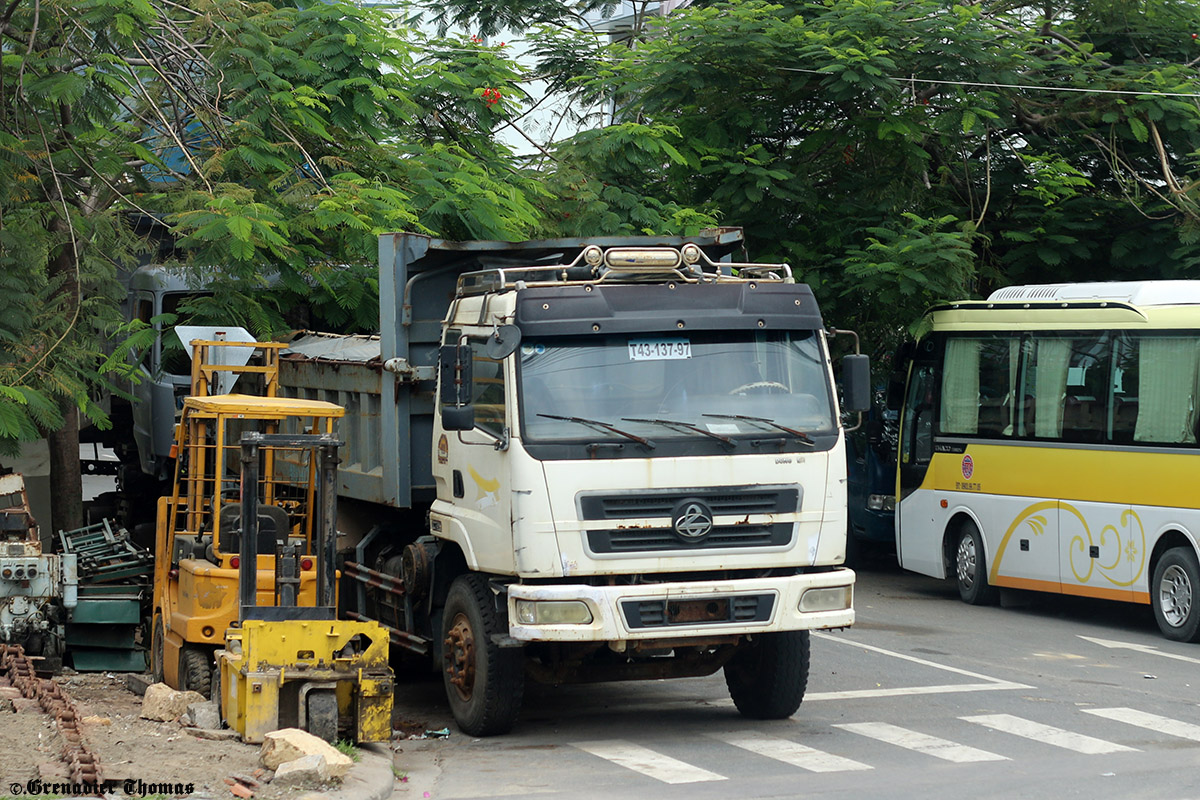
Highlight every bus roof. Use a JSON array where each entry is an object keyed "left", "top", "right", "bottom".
[{"left": 987, "top": 281, "right": 1200, "bottom": 307}]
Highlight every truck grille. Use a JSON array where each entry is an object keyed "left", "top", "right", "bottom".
[
  {"left": 622, "top": 594, "right": 775, "bottom": 629},
  {"left": 580, "top": 487, "right": 797, "bottom": 520},
  {"left": 587, "top": 523, "right": 792, "bottom": 553},
  {"left": 578, "top": 486, "right": 799, "bottom": 553}
]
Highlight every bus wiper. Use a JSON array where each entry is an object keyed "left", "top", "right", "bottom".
[
  {"left": 702, "top": 413, "right": 815, "bottom": 445},
  {"left": 622, "top": 417, "right": 736, "bottom": 447},
  {"left": 537, "top": 414, "right": 655, "bottom": 449}
]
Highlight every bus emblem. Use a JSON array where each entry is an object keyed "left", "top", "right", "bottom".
[{"left": 961, "top": 455, "right": 974, "bottom": 479}]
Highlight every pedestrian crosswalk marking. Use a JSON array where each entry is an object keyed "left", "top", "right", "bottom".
[
  {"left": 714, "top": 731, "right": 872, "bottom": 773},
  {"left": 572, "top": 740, "right": 727, "bottom": 784},
  {"left": 835, "top": 722, "right": 1008, "bottom": 763},
  {"left": 961, "top": 713, "right": 1137, "bottom": 754},
  {"left": 1084, "top": 707, "right": 1200, "bottom": 742},
  {"left": 571, "top": 707, "right": 1200, "bottom": 784}
]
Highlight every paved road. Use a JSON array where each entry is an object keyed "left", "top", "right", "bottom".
[{"left": 393, "top": 558, "right": 1200, "bottom": 800}]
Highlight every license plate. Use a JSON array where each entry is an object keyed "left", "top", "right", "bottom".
[{"left": 628, "top": 338, "right": 691, "bottom": 361}]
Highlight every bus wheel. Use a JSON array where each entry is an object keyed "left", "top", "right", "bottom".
[
  {"left": 441, "top": 574, "right": 524, "bottom": 736},
  {"left": 955, "top": 521, "right": 998, "bottom": 606},
  {"left": 1152, "top": 547, "right": 1200, "bottom": 642},
  {"left": 725, "top": 630, "right": 810, "bottom": 719}
]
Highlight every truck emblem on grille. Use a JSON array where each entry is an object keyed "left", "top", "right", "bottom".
[{"left": 672, "top": 499, "right": 714, "bottom": 539}]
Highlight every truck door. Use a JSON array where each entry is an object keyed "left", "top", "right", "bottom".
[{"left": 433, "top": 334, "right": 516, "bottom": 574}]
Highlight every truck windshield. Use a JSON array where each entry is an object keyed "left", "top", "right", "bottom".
[{"left": 518, "top": 331, "right": 835, "bottom": 443}]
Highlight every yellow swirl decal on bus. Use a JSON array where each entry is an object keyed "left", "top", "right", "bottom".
[
  {"left": 989, "top": 500, "right": 1057, "bottom": 586},
  {"left": 1067, "top": 507, "right": 1146, "bottom": 587},
  {"left": 990, "top": 502, "right": 1146, "bottom": 589}
]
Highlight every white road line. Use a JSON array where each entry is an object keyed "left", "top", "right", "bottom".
[
  {"left": 816, "top": 633, "right": 1032, "bottom": 695},
  {"left": 835, "top": 722, "right": 1009, "bottom": 763},
  {"left": 572, "top": 740, "right": 728, "bottom": 784},
  {"left": 961, "top": 713, "right": 1138, "bottom": 754},
  {"left": 805, "top": 682, "right": 1025, "bottom": 701},
  {"left": 1084, "top": 707, "right": 1200, "bottom": 742},
  {"left": 713, "top": 731, "right": 872, "bottom": 773},
  {"left": 1079, "top": 636, "right": 1200, "bottom": 666}
]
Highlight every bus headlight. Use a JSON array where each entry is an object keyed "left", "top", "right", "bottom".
[
  {"left": 867, "top": 494, "right": 896, "bottom": 512},
  {"left": 799, "top": 586, "right": 852, "bottom": 613},
  {"left": 515, "top": 600, "right": 594, "bottom": 625}
]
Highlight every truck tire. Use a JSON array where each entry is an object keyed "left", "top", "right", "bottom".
[
  {"left": 179, "top": 647, "right": 212, "bottom": 699},
  {"left": 1152, "top": 547, "right": 1200, "bottom": 643},
  {"left": 724, "top": 630, "right": 810, "bottom": 719},
  {"left": 84, "top": 491, "right": 118, "bottom": 526},
  {"left": 132, "top": 522, "right": 156, "bottom": 552},
  {"left": 441, "top": 574, "right": 524, "bottom": 736}
]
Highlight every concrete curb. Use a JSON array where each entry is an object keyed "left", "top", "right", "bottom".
[{"left": 324, "top": 743, "right": 396, "bottom": 800}]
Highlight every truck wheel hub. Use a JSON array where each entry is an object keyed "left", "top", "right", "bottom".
[{"left": 444, "top": 613, "right": 476, "bottom": 700}]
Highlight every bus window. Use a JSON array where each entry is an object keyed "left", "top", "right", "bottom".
[
  {"left": 1134, "top": 335, "right": 1200, "bottom": 445},
  {"left": 939, "top": 336, "right": 1020, "bottom": 437},
  {"left": 1034, "top": 333, "right": 1110, "bottom": 443},
  {"left": 901, "top": 364, "right": 936, "bottom": 465}
]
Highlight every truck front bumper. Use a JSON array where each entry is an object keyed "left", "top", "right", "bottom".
[{"left": 507, "top": 569, "right": 855, "bottom": 642}]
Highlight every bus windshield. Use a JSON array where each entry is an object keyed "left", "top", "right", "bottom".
[{"left": 517, "top": 331, "right": 835, "bottom": 443}]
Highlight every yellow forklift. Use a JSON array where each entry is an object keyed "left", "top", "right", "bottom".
[
  {"left": 150, "top": 335, "right": 392, "bottom": 742},
  {"left": 215, "top": 432, "right": 393, "bottom": 743}
]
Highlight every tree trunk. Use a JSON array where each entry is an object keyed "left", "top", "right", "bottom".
[
  {"left": 45, "top": 213, "right": 85, "bottom": 533},
  {"left": 47, "top": 400, "right": 84, "bottom": 532}
]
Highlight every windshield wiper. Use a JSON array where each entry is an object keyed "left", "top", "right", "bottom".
[
  {"left": 537, "top": 414, "right": 655, "bottom": 448},
  {"left": 702, "top": 413, "right": 815, "bottom": 445},
  {"left": 622, "top": 417, "right": 736, "bottom": 447}
]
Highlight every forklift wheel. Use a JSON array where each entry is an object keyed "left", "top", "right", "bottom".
[
  {"left": 306, "top": 689, "right": 338, "bottom": 743},
  {"left": 180, "top": 647, "right": 212, "bottom": 699},
  {"left": 151, "top": 616, "right": 165, "bottom": 684}
]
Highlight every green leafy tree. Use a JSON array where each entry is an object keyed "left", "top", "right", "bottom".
[
  {"left": 443, "top": 0, "right": 1200, "bottom": 362},
  {"left": 0, "top": 0, "right": 558, "bottom": 525}
]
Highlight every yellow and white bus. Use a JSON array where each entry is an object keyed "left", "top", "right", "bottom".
[{"left": 896, "top": 281, "right": 1200, "bottom": 642}]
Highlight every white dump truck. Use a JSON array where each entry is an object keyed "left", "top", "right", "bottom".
[{"left": 276, "top": 228, "right": 869, "bottom": 736}]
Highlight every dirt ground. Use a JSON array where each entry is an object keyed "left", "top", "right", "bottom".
[{"left": 0, "top": 671, "right": 353, "bottom": 799}]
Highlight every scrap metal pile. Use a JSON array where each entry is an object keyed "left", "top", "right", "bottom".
[
  {"left": 0, "top": 472, "right": 153, "bottom": 673},
  {"left": 0, "top": 474, "right": 76, "bottom": 670},
  {"left": 58, "top": 519, "right": 153, "bottom": 672}
]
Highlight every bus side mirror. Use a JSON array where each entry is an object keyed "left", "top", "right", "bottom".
[
  {"left": 439, "top": 344, "right": 475, "bottom": 431},
  {"left": 842, "top": 354, "right": 871, "bottom": 413}
]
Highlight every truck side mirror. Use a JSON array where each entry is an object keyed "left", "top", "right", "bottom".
[
  {"left": 439, "top": 344, "right": 475, "bottom": 431},
  {"left": 442, "top": 404, "right": 476, "bottom": 431},
  {"left": 842, "top": 354, "right": 871, "bottom": 413}
]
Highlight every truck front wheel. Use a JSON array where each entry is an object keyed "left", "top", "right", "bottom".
[
  {"left": 441, "top": 574, "right": 524, "bottom": 736},
  {"left": 724, "top": 631, "right": 810, "bottom": 719}
]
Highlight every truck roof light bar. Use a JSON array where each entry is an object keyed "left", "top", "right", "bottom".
[{"left": 455, "top": 246, "right": 794, "bottom": 296}]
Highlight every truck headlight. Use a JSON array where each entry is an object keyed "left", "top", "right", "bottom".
[
  {"left": 799, "top": 586, "right": 852, "bottom": 613},
  {"left": 867, "top": 494, "right": 896, "bottom": 512},
  {"left": 515, "top": 600, "right": 594, "bottom": 625}
]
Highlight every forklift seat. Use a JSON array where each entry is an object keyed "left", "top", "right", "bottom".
[{"left": 218, "top": 502, "right": 292, "bottom": 556}]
